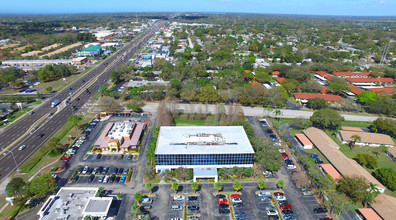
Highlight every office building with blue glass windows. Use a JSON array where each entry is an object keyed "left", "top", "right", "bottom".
[{"left": 155, "top": 126, "right": 255, "bottom": 175}]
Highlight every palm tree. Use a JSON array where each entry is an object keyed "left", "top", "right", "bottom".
[
  {"left": 233, "top": 181, "right": 242, "bottom": 192},
  {"left": 145, "top": 183, "right": 153, "bottom": 194},
  {"left": 274, "top": 109, "right": 283, "bottom": 121},
  {"left": 257, "top": 180, "right": 266, "bottom": 190},
  {"left": 171, "top": 182, "right": 179, "bottom": 193},
  {"left": 214, "top": 182, "right": 223, "bottom": 193},
  {"left": 277, "top": 180, "right": 285, "bottom": 189},
  {"left": 351, "top": 134, "right": 361, "bottom": 147},
  {"left": 364, "top": 183, "right": 380, "bottom": 207},
  {"left": 191, "top": 182, "right": 199, "bottom": 193}
]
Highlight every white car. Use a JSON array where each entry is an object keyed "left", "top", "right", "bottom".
[
  {"left": 302, "top": 190, "right": 313, "bottom": 196},
  {"left": 231, "top": 198, "right": 242, "bottom": 203},
  {"left": 141, "top": 198, "right": 153, "bottom": 204},
  {"left": 18, "top": 145, "right": 27, "bottom": 150},
  {"left": 103, "top": 176, "right": 109, "bottom": 183},
  {"left": 257, "top": 191, "right": 271, "bottom": 197},
  {"left": 82, "top": 166, "right": 89, "bottom": 174},
  {"left": 287, "top": 164, "right": 296, "bottom": 170},
  {"left": 266, "top": 209, "right": 278, "bottom": 216},
  {"left": 276, "top": 195, "right": 286, "bottom": 201},
  {"left": 172, "top": 195, "right": 185, "bottom": 201},
  {"left": 278, "top": 149, "right": 285, "bottom": 153}
]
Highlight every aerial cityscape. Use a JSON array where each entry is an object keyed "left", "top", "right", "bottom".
[{"left": 0, "top": 1, "right": 395, "bottom": 220}]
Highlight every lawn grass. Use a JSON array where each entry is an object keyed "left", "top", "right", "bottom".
[
  {"left": 341, "top": 121, "right": 372, "bottom": 128},
  {"left": 304, "top": 148, "right": 330, "bottom": 164},
  {"left": 35, "top": 74, "right": 83, "bottom": 93},
  {"left": 0, "top": 107, "right": 33, "bottom": 128},
  {"left": 174, "top": 114, "right": 216, "bottom": 126},
  {"left": 31, "top": 100, "right": 42, "bottom": 105}
]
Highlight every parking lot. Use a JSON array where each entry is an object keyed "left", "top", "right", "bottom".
[{"left": 85, "top": 153, "right": 135, "bottom": 162}]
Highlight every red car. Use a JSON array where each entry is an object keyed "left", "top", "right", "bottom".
[
  {"left": 230, "top": 194, "right": 241, "bottom": 199},
  {"left": 62, "top": 156, "right": 71, "bottom": 160},
  {"left": 280, "top": 204, "right": 292, "bottom": 210},
  {"left": 274, "top": 192, "right": 284, "bottom": 197},
  {"left": 217, "top": 198, "right": 228, "bottom": 204},
  {"left": 281, "top": 153, "right": 289, "bottom": 158}
]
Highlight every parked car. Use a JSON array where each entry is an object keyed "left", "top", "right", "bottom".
[
  {"left": 287, "top": 164, "right": 296, "bottom": 169},
  {"left": 219, "top": 208, "right": 230, "bottom": 214},
  {"left": 219, "top": 203, "right": 229, "bottom": 208},
  {"left": 115, "top": 176, "right": 121, "bottom": 183},
  {"left": 231, "top": 194, "right": 241, "bottom": 199},
  {"left": 266, "top": 210, "right": 278, "bottom": 216},
  {"left": 188, "top": 196, "right": 198, "bottom": 201},
  {"left": 274, "top": 192, "right": 284, "bottom": 197},
  {"left": 257, "top": 191, "right": 271, "bottom": 197},
  {"left": 231, "top": 198, "right": 242, "bottom": 203},
  {"left": 188, "top": 205, "right": 199, "bottom": 210},
  {"left": 109, "top": 175, "right": 115, "bottom": 183},
  {"left": 82, "top": 166, "right": 89, "bottom": 174},
  {"left": 233, "top": 203, "right": 243, "bottom": 208},
  {"left": 118, "top": 168, "right": 124, "bottom": 175},
  {"left": 282, "top": 209, "right": 294, "bottom": 214},
  {"left": 234, "top": 211, "right": 246, "bottom": 216},
  {"left": 280, "top": 204, "right": 292, "bottom": 210},
  {"left": 72, "top": 175, "right": 79, "bottom": 182},
  {"left": 188, "top": 217, "right": 199, "bottom": 220},
  {"left": 102, "top": 166, "right": 109, "bottom": 174},
  {"left": 217, "top": 198, "right": 228, "bottom": 204},
  {"left": 103, "top": 176, "right": 109, "bottom": 183},
  {"left": 284, "top": 214, "right": 295, "bottom": 220},
  {"left": 88, "top": 174, "right": 95, "bottom": 182},
  {"left": 302, "top": 190, "right": 313, "bottom": 196},
  {"left": 77, "top": 167, "right": 83, "bottom": 174},
  {"left": 310, "top": 154, "right": 319, "bottom": 159},
  {"left": 313, "top": 207, "right": 328, "bottom": 213},
  {"left": 260, "top": 196, "right": 271, "bottom": 201},
  {"left": 98, "top": 175, "right": 105, "bottom": 183},
  {"left": 263, "top": 170, "right": 273, "bottom": 178},
  {"left": 171, "top": 205, "right": 182, "bottom": 210},
  {"left": 281, "top": 153, "right": 289, "bottom": 158},
  {"left": 173, "top": 195, "right": 185, "bottom": 200},
  {"left": 216, "top": 194, "right": 226, "bottom": 199},
  {"left": 38, "top": 133, "right": 45, "bottom": 138},
  {"left": 120, "top": 175, "right": 126, "bottom": 183},
  {"left": 141, "top": 198, "right": 153, "bottom": 204},
  {"left": 265, "top": 205, "right": 275, "bottom": 210},
  {"left": 276, "top": 196, "right": 287, "bottom": 201},
  {"left": 123, "top": 168, "right": 129, "bottom": 175}
]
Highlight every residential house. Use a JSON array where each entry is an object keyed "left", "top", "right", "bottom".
[{"left": 338, "top": 130, "right": 395, "bottom": 147}]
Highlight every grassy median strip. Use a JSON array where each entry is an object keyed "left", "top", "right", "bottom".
[{"left": 0, "top": 107, "right": 33, "bottom": 128}]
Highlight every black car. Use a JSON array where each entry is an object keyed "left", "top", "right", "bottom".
[
  {"left": 127, "top": 155, "right": 132, "bottom": 160},
  {"left": 282, "top": 209, "right": 293, "bottom": 214},
  {"left": 88, "top": 174, "right": 95, "bottom": 182},
  {"left": 267, "top": 129, "right": 273, "bottom": 133},
  {"left": 112, "top": 168, "right": 118, "bottom": 175},
  {"left": 115, "top": 176, "right": 121, "bottom": 183},
  {"left": 140, "top": 208, "right": 149, "bottom": 215},
  {"left": 188, "top": 196, "right": 198, "bottom": 201},
  {"left": 219, "top": 208, "right": 230, "bottom": 214},
  {"left": 87, "top": 167, "right": 93, "bottom": 174},
  {"left": 110, "top": 175, "right": 116, "bottom": 183},
  {"left": 38, "top": 133, "right": 44, "bottom": 138},
  {"left": 118, "top": 168, "right": 124, "bottom": 175},
  {"left": 97, "top": 166, "right": 103, "bottom": 174},
  {"left": 77, "top": 167, "right": 83, "bottom": 174},
  {"left": 76, "top": 98, "right": 80, "bottom": 101},
  {"left": 233, "top": 203, "right": 244, "bottom": 208},
  {"left": 216, "top": 194, "right": 226, "bottom": 199},
  {"left": 188, "top": 205, "right": 199, "bottom": 210},
  {"left": 315, "top": 158, "right": 324, "bottom": 164},
  {"left": 72, "top": 175, "right": 79, "bottom": 182},
  {"left": 313, "top": 207, "right": 328, "bottom": 213},
  {"left": 96, "top": 154, "right": 102, "bottom": 160},
  {"left": 102, "top": 166, "right": 109, "bottom": 174},
  {"left": 219, "top": 203, "right": 229, "bottom": 208}
]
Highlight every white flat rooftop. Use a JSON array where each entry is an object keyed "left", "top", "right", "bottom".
[{"left": 155, "top": 126, "right": 255, "bottom": 155}]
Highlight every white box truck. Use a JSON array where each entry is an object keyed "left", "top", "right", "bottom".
[{"left": 51, "top": 99, "right": 60, "bottom": 107}]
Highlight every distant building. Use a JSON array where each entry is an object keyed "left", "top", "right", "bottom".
[
  {"left": 271, "top": 71, "right": 280, "bottom": 77},
  {"left": 346, "top": 77, "right": 394, "bottom": 85},
  {"left": 320, "top": 164, "right": 342, "bottom": 181},
  {"left": 72, "top": 57, "right": 88, "bottom": 65},
  {"left": 314, "top": 71, "right": 332, "bottom": 81},
  {"left": 367, "top": 87, "right": 395, "bottom": 94},
  {"left": 357, "top": 208, "right": 382, "bottom": 220},
  {"left": 293, "top": 93, "right": 344, "bottom": 104},
  {"left": 333, "top": 72, "right": 370, "bottom": 78},
  {"left": 337, "top": 130, "right": 395, "bottom": 147},
  {"left": 94, "top": 122, "right": 146, "bottom": 152},
  {"left": 95, "top": 31, "right": 114, "bottom": 41},
  {"left": 76, "top": 45, "right": 102, "bottom": 56},
  {"left": 37, "top": 187, "right": 113, "bottom": 220}
]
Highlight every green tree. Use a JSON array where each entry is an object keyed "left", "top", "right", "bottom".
[
  {"left": 251, "top": 137, "right": 283, "bottom": 171},
  {"left": 337, "top": 176, "right": 369, "bottom": 204},
  {"left": 306, "top": 98, "right": 329, "bottom": 110},
  {"left": 172, "top": 182, "right": 179, "bottom": 193},
  {"left": 257, "top": 180, "right": 266, "bottom": 190},
  {"left": 310, "top": 108, "right": 344, "bottom": 129},
  {"left": 131, "top": 204, "right": 141, "bottom": 217},
  {"left": 46, "top": 87, "right": 53, "bottom": 93},
  {"left": 199, "top": 85, "right": 218, "bottom": 103},
  {"left": 27, "top": 173, "right": 57, "bottom": 199},
  {"left": 133, "top": 192, "right": 142, "bottom": 203},
  {"left": 191, "top": 182, "right": 199, "bottom": 193},
  {"left": 126, "top": 99, "right": 141, "bottom": 112},
  {"left": 277, "top": 180, "right": 285, "bottom": 189},
  {"left": 214, "top": 182, "right": 223, "bottom": 193},
  {"left": 358, "top": 91, "right": 377, "bottom": 103},
  {"left": 373, "top": 168, "right": 396, "bottom": 191},
  {"left": 117, "top": 193, "right": 122, "bottom": 200},
  {"left": 233, "top": 181, "right": 242, "bottom": 192},
  {"left": 145, "top": 183, "right": 153, "bottom": 194},
  {"left": 351, "top": 134, "right": 361, "bottom": 146},
  {"left": 6, "top": 177, "right": 26, "bottom": 197},
  {"left": 96, "top": 187, "right": 104, "bottom": 197}
]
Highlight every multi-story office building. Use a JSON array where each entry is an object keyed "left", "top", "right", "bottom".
[{"left": 155, "top": 126, "right": 255, "bottom": 179}]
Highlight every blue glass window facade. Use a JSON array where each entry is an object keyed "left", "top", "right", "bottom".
[{"left": 155, "top": 153, "right": 254, "bottom": 166}]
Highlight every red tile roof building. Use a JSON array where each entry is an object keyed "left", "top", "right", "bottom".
[
  {"left": 293, "top": 93, "right": 344, "bottom": 103},
  {"left": 315, "top": 71, "right": 333, "bottom": 80},
  {"left": 320, "top": 86, "right": 328, "bottom": 94},
  {"left": 295, "top": 133, "right": 313, "bottom": 149},
  {"left": 333, "top": 72, "right": 370, "bottom": 78},
  {"left": 357, "top": 208, "right": 382, "bottom": 220},
  {"left": 341, "top": 126, "right": 363, "bottom": 132},
  {"left": 271, "top": 71, "right": 280, "bottom": 76},
  {"left": 346, "top": 77, "right": 394, "bottom": 84},
  {"left": 367, "top": 87, "right": 395, "bottom": 93},
  {"left": 349, "top": 86, "right": 364, "bottom": 95},
  {"left": 275, "top": 77, "right": 285, "bottom": 84},
  {"left": 320, "top": 164, "right": 342, "bottom": 181}
]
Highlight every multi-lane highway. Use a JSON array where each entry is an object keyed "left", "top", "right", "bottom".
[{"left": 0, "top": 21, "right": 164, "bottom": 182}]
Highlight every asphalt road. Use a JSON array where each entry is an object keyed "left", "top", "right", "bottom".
[
  {"left": 0, "top": 21, "right": 164, "bottom": 183},
  {"left": 141, "top": 102, "right": 379, "bottom": 121}
]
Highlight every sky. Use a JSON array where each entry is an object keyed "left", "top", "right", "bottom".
[{"left": 1, "top": 0, "right": 395, "bottom": 16}]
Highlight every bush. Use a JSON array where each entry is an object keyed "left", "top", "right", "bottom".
[
  {"left": 354, "top": 154, "right": 377, "bottom": 169},
  {"left": 48, "top": 147, "right": 63, "bottom": 157},
  {"left": 373, "top": 168, "right": 396, "bottom": 191}
]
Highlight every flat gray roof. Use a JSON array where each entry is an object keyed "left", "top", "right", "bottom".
[
  {"left": 193, "top": 167, "right": 218, "bottom": 177},
  {"left": 83, "top": 197, "right": 112, "bottom": 215},
  {"left": 155, "top": 126, "right": 255, "bottom": 155}
]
